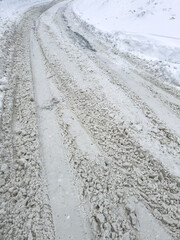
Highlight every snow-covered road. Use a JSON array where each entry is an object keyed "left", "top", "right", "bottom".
[{"left": 0, "top": 0, "right": 180, "bottom": 239}]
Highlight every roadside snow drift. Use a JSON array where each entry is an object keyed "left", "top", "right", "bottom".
[{"left": 72, "top": 0, "right": 180, "bottom": 86}]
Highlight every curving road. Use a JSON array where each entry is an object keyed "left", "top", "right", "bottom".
[{"left": 0, "top": 0, "right": 180, "bottom": 239}]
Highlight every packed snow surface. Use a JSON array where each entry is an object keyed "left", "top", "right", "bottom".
[
  {"left": 0, "top": 0, "right": 52, "bottom": 118},
  {"left": 0, "top": 0, "right": 52, "bottom": 37},
  {"left": 0, "top": 0, "right": 180, "bottom": 239},
  {"left": 73, "top": 0, "right": 180, "bottom": 86}
]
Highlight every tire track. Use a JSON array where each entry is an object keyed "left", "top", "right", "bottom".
[
  {"left": 0, "top": 4, "right": 56, "bottom": 239},
  {"left": 36, "top": 4, "right": 180, "bottom": 239}
]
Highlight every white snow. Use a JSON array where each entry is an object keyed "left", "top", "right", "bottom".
[
  {"left": 73, "top": 0, "right": 180, "bottom": 39},
  {"left": 0, "top": 0, "right": 52, "bottom": 37},
  {"left": 0, "top": 0, "right": 52, "bottom": 114},
  {"left": 72, "top": 0, "right": 180, "bottom": 86},
  {"left": 0, "top": 77, "right": 8, "bottom": 111}
]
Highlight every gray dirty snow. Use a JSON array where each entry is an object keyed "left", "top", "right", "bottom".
[{"left": 0, "top": 0, "right": 180, "bottom": 240}]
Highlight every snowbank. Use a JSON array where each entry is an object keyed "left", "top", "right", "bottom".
[
  {"left": 72, "top": 0, "right": 180, "bottom": 86},
  {"left": 73, "top": 0, "right": 180, "bottom": 39}
]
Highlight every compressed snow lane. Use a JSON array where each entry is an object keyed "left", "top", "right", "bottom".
[
  {"left": 30, "top": 21, "right": 92, "bottom": 240},
  {"left": 0, "top": 0, "right": 180, "bottom": 240},
  {"left": 0, "top": 2, "right": 56, "bottom": 239}
]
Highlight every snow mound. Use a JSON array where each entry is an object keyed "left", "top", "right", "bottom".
[
  {"left": 73, "top": 0, "right": 180, "bottom": 39},
  {"left": 72, "top": 0, "right": 180, "bottom": 86}
]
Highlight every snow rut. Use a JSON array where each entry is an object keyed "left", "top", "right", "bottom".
[
  {"left": 0, "top": 4, "right": 56, "bottom": 240},
  {"left": 0, "top": 1, "right": 179, "bottom": 240},
  {"left": 35, "top": 2, "right": 180, "bottom": 240}
]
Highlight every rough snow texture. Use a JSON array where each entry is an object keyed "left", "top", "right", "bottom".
[
  {"left": 72, "top": 0, "right": 180, "bottom": 87},
  {"left": 36, "top": 2, "right": 180, "bottom": 239},
  {"left": 0, "top": 0, "right": 52, "bottom": 116},
  {"left": 0, "top": 0, "right": 51, "bottom": 27},
  {"left": 0, "top": 1, "right": 180, "bottom": 239},
  {"left": 0, "top": 3, "right": 55, "bottom": 240}
]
